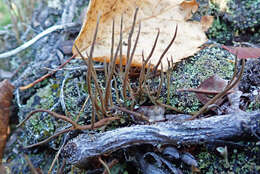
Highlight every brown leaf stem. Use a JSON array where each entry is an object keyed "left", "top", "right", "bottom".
[{"left": 177, "top": 88, "right": 235, "bottom": 94}]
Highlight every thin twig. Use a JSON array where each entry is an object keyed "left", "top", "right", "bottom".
[
  {"left": 156, "top": 102, "right": 184, "bottom": 113},
  {"left": 104, "top": 19, "right": 123, "bottom": 109},
  {"left": 19, "top": 54, "right": 76, "bottom": 90},
  {"left": 177, "top": 88, "right": 235, "bottom": 94},
  {"left": 123, "top": 8, "right": 139, "bottom": 99},
  {"left": 0, "top": 23, "right": 78, "bottom": 59},
  {"left": 48, "top": 133, "right": 69, "bottom": 174},
  {"left": 119, "top": 15, "right": 124, "bottom": 74},
  {"left": 85, "top": 14, "right": 107, "bottom": 117},
  {"left": 166, "top": 60, "right": 171, "bottom": 104},
  {"left": 19, "top": 109, "right": 118, "bottom": 148},
  {"left": 74, "top": 45, "right": 104, "bottom": 118},
  {"left": 109, "top": 19, "right": 115, "bottom": 76},
  {"left": 102, "top": 159, "right": 119, "bottom": 174},
  {"left": 75, "top": 95, "right": 90, "bottom": 122},
  {"left": 98, "top": 157, "right": 111, "bottom": 174},
  {"left": 112, "top": 106, "right": 149, "bottom": 122},
  {"left": 57, "top": 159, "right": 66, "bottom": 174},
  {"left": 17, "top": 109, "right": 78, "bottom": 128},
  {"left": 156, "top": 64, "right": 164, "bottom": 99},
  {"left": 24, "top": 129, "right": 72, "bottom": 149}
]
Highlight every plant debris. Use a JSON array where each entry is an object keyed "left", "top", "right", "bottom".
[
  {"left": 222, "top": 45, "right": 260, "bottom": 59},
  {"left": 0, "top": 80, "right": 14, "bottom": 163},
  {"left": 73, "top": 0, "right": 211, "bottom": 71}
]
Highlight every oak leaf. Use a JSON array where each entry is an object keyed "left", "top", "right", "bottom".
[{"left": 73, "top": 0, "right": 210, "bottom": 71}]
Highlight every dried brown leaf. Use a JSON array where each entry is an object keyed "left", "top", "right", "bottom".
[
  {"left": 222, "top": 45, "right": 260, "bottom": 59},
  {"left": 73, "top": 0, "right": 209, "bottom": 71},
  {"left": 180, "top": 75, "right": 242, "bottom": 113},
  {"left": 0, "top": 80, "right": 14, "bottom": 163},
  {"left": 196, "top": 75, "right": 228, "bottom": 105}
]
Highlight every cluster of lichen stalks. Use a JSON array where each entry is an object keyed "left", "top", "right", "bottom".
[{"left": 17, "top": 8, "right": 245, "bottom": 150}]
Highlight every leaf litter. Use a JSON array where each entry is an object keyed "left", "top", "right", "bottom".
[{"left": 73, "top": 0, "right": 212, "bottom": 71}]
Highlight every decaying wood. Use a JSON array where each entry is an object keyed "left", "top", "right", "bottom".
[{"left": 62, "top": 111, "right": 260, "bottom": 167}]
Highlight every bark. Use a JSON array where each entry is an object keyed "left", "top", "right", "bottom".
[{"left": 62, "top": 111, "right": 260, "bottom": 167}]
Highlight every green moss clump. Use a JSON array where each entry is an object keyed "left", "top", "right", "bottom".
[
  {"left": 207, "top": 17, "right": 233, "bottom": 44},
  {"left": 206, "top": 0, "right": 260, "bottom": 44}
]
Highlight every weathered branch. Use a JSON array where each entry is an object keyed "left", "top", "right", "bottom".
[{"left": 62, "top": 111, "right": 260, "bottom": 167}]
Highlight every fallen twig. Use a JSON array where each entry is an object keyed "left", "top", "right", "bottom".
[
  {"left": 98, "top": 157, "right": 111, "bottom": 174},
  {"left": 17, "top": 109, "right": 119, "bottom": 148},
  {"left": 19, "top": 54, "right": 76, "bottom": 90},
  {"left": 62, "top": 111, "right": 260, "bottom": 167},
  {"left": 0, "top": 23, "right": 79, "bottom": 59}
]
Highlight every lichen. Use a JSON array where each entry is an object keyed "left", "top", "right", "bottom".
[
  {"left": 18, "top": 81, "right": 59, "bottom": 146},
  {"left": 168, "top": 46, "right": 234, "bottom": 113}
]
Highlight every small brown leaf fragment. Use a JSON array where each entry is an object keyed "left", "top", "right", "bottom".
[
  {"left": 0, "top": 80, "right": 14, "bottom": 163},
  {"left": 178, "top": 75, "right": 243, "bottom": 113},
  {"left": 196, "top": 75, "right": 228, "bottom": 105},
  {"left": 222, "top": 45, "right": 260, "bottom": 59},
  {"left": 200, "top": 16, "right": 214, "bottom": 31}
]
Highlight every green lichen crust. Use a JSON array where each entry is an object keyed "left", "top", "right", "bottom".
[
  {"left": 17, "top": 60, "right": 91, "bottom": 148},
  {"left": 18, "top": 81, "right": 59, "bottom": 147},
  {"left": 226, "top": 0, "right": 260, "bottom": 30},
  {"left": 168, "top": 46, "right": 234, "bottom": 113}
]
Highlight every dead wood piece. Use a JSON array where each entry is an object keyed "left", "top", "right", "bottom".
[{"left": 62, "top": 111, "right": 260, "bottom": 168}]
